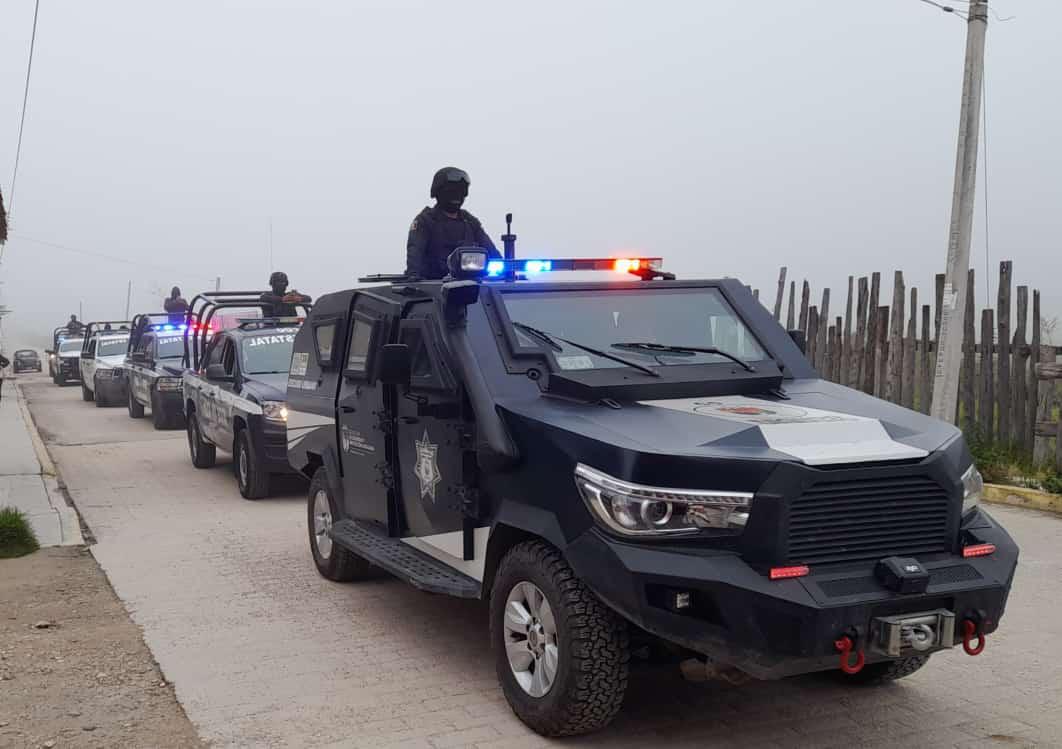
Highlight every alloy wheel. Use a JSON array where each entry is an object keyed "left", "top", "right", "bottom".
[
  {"left": 503, "top": 581, "right": 559, "bottom": 698},
  {"left": 312, "top": 490, "right": 333, "bottom": 560}
]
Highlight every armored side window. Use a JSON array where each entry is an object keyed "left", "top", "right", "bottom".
[
  {"left": 313, "top": 319, "right": 339, "bottom": 368},
  {"left": 397, "top": 317, "right": 452, "bottom": 392},
  {"left": 344, "top": 316, "right": 375, "bottom": 378},
  {"left": 223, "top": 340, "right": 237, "bottom": 376}
]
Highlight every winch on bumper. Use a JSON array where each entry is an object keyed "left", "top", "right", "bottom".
[{"left": 565, "top": 508, "right": 1017, "bottom": 680}]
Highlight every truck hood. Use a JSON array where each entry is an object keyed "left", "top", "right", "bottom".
[
  {"left": 241, "top": 373, "right": 287, "bottom": 403},
  {"left": 498, "top": 378, "right": 960, "bottom": 467},
  {"left": 95, "top": 354, "right": 127, "bottom": 368}
]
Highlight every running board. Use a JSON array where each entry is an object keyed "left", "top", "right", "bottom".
[{"left": 329, "top": 519, "right": 481, "bottom": 599}]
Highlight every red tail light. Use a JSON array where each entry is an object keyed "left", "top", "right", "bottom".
[
  {"left": 962, "top": 543, "right": 996, "bottom": 558},
  {"left": 769, "top": 565, "right": 809, "bottom": 580}
]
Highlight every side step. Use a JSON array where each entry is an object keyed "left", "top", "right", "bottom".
[{"left": 330, "top": 519, "right": 481, "bottom": 599}]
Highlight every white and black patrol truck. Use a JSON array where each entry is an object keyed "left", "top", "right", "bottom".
[
  {"left": 79, "top": 321, "right": 131, "bottom": 406},
  {"left": 182, "top": 291, "right": 310, "bottom": 499},
  {"left": 123, "top": 313, "right": 189, "bottom": 429},
  {"left": 48, "top": 327, "right": 84, "bottom": 385},
  {"left": 287, "top": 244, "right": 1018, "bottom": 738}
]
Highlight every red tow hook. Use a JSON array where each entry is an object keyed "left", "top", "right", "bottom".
[
  {"left": 834, "top": 635, "right": 865, "bottom": 674},
  {"left": 962, "top": 619, "right": 986, "bottom": 656}
]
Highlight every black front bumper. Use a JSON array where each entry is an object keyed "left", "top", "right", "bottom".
[
  {"left": 58, "top": 360, "right": 81, "bottom": 381},
  {"left": 94, "top": 373, "right": 127, "bottom": 401},
  {"left": 248, "top": 415, "right": 295, "bottom": 474},
  {"left": 566, "top": 508, "right": 1017, "bottom": 679},
  {"left": 14, "top": 363, "right": 42, "bottom": 373}
]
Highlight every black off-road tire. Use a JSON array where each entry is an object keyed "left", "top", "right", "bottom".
[
  {"left": 186, "top": 411, "right": 216, "bottom": 468},
  {"left": 128, "top": 386, "right": 145, "bottom": 418},
  {"left": 234, "top": 429, "right": 270, "bottom": 500},
  {"left": 81, "top": 382, "right": 94, "bottom": 402},
  {"left": 490, "top": 541, "right": 629, "bottom": 737},
  {"left": 839, "top": 654, "right": 930, "bottom": 685},
  {"left": 307, "top": 468, "right": 374, "bottom": 582}
]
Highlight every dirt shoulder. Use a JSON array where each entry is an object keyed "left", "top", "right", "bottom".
[{"left": 0, "top": 547, "right": 201, "bottom": 749}]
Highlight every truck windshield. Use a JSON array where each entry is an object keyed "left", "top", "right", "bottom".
[
  {"left": 501, "top": 287, "right": 767, "bottom": 371},
  {"left": 59, "top": 340, "right": 83, "bottom": 353},
  {"left": 240, "top": 330, "right": 297, "bottom": 375},
  {"left": 155, "top": 336, "right": 185, "bottom": 360},
  {"left": 98, "top": 337, "right": 129, "bottom": 356}
]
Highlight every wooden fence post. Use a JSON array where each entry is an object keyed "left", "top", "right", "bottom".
[
  {"left": 921, "top": 304, "right": 933, "bottom": 414},
  {"left": 978, "top": 309, "right": 995, "bottom": 442},
  {"left": 786, "top": 280, "right": 796, "bottom": 330},
  {"left": 799, "top": 281, "right": 810, "bottom": 334},
  {"left": 903, "top": 288, "right": 917, "bottom": 409},
  {"left": 1013, "top": 287, "right": 1029, "bottom": 453},
  {"left": 875, "top": 306, "right": 890, "bottom": 400},
  {"left": 886, "top": 272, "right": 905, "bottom": 404},
  {"left": 961, "top": 269, "right": 977, "bottom": 433},
  {"left": 834, "top": 317, "right": 844, "bottom": 383},
  {"left": 825, "top": 323, "right": 836, "bottom": 381},
  {"left": 773, "top": 267, "right": 787, "bottom": 321},
  {"left": 816, "top": 289, "right": 831, "bottom": 372},
  {"left": 854, "top": 277, "right": 869, "bottom": 390},
  {"left": 807, "top": 306, "right": 819, "bottom": 369},
  {"left": 997, "top": 261, "right": 1013, "bottom": 444},
  {"left": 864, "top": 273, "right": 881, "bottom": 394},
  {"left": 1029, "top": 290, "right": 1041, "bottom": 458}
]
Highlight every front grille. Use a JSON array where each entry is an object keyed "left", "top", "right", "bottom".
[{"left": 786, "top": 476, "right": 954, "bottom": 565}]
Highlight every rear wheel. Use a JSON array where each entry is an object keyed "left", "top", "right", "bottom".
[
  {"left": 838, "top": 655, "right": 930, "bottom": 685},
  {"left": 82, "top": 382, "right": 94, "bottom": 402},
  {"left": 307, "top": 467, "right": 374, "bottom": 582},
  {"left": 186, "top": 411, "right": 216, "bottom": 468},
  {"left": 128, "top": 387, "right": 145, "bottom": 418},
  {"left": 490, "top": 541, "right": 629, "bottom": 737},
  {"left": 234, "top": 429, "right": 270, "bottom": 499}
]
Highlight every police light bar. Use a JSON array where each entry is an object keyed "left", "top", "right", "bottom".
[
  {"left": 148, "top": 323, "right": 188, "bottom": 332},
  {"left": 485, "top": 257, "right": 665, "bottom": 277}
]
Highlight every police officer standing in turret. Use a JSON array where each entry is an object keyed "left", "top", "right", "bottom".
[{"left": 405, "top": 167, "right": 500, "bottom": 280}]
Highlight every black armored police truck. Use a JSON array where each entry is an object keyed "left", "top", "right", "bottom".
[
  {"left": 286, "top": 243, "right": 1018, "bottom": 738},
  {"left": 123, "top": 313, "right": 189, "bottom": 429},
  {"left": 182, "top": 291, "right": 310, "bottom": 499}
]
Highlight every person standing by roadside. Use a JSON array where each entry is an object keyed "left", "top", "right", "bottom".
[{"left": 0, "top": 350, "right": 9, "bottom": 403}]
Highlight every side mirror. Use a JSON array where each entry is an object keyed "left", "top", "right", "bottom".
[
  {"left": 44, "top": 349, "right": 54, "bottom": 355},
  {"left": 130, "top": 351, "right": 146, "bottom": 363},
  {"left": 205, "top": 363, "right": 233, "bottom": 382},
  {"left": 378, "top": 344, "right": 412, "bottom": 387},
  {"left": 788, "top": 329, "right": 807, "bottom": 355}
]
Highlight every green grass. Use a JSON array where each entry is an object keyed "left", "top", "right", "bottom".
[
  {"left": 0, "top": 506, "right": 40, "bottom": 559},
  {"left": 969, "top": 438, "right": 1062, "bottom": 495}
]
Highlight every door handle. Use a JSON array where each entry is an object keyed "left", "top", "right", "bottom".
[
  {"left": 340, "top": 405, "right": 356, "bottom": 413},
  {"left": 399, "top": 416, "right": 419, "bottom": 424}
]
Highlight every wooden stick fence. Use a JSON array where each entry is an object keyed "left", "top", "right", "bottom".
[{"left": 751, "top": 261, "right": 1061, "bottom": 470}]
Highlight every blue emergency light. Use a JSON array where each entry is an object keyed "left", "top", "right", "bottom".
[{"left": 483, "top": 256, "right": 663, "bottom": 277}]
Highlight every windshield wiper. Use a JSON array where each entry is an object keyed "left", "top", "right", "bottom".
[
  {"left": 611, "top": 342, "right": 756, "bottom": 373},
  {"left": 512, "top": 322, "right": 660, "bottom": 378}
]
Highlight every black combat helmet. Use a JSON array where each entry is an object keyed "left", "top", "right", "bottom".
[
  {"left": 430, "top": 167, "right": 471, "bottom": 213},
  {"left": 269, "top": 271, "right": 289, "bottom": 291}
]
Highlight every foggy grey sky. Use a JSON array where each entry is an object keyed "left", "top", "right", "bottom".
[{"left": 1, "top": 0, "right": 1060, "bottom": 349}]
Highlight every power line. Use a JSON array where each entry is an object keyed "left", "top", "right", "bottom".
[
  {"left": 6, "top": 233, "right": 216, "bottom": 280},
  {"left": 7, "top": 0, "right": 42, "bottom": 226}
]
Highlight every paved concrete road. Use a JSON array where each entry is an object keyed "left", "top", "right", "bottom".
[{"left": 23, "top": 380, "right": 1062, "bottom": 748}]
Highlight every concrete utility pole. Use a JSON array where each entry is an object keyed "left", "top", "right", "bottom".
[
  {"left": 930, "top": 0, "right": 988, "bottom": 423},
  {"left": 125, "top": 280, "right": 132, "bottom": 320}
]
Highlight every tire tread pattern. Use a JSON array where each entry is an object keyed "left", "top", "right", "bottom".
[{"left": 491, "top": 540, "right": 629, "bottom": 737}]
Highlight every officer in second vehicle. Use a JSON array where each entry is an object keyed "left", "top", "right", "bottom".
[
  {"left": 260, "top": 272, "right": 312, "bottom": 316},
  {"left": 405, "top": 167, "right": 500, "bottom": 280}
]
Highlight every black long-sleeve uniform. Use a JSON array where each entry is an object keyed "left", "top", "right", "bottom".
[{"left": 405, "top": 206, "right": 499, "bottom": 280}]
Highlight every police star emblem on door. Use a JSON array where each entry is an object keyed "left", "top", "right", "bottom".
[{"left": 414, "top": 429, "right": 442, "bottom": 502}]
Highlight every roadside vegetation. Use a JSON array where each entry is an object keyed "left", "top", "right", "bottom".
[
  {"left": 0, "top": 506, "right": 40, "bottom": 558},
  {"left": 970, "top": 439, "right": 1062, "bottom": 495}
]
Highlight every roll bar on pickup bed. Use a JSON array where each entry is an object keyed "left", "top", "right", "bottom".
[
  {"left": 181, "top": 291, "right": 311, "bottom": 370},
  {"left": 80, "top": 320, "right": 133, "bottom": 355}
]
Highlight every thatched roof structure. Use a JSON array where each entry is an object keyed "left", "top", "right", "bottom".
[{"left": 0, "top": 187, "right": 7, "bottom": 243}]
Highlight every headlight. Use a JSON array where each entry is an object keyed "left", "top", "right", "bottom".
[
  {"left": 574, "top": 464, "right": 752, "bottom": 537},
  {"left": 262, "top": 400, "right": 288, "bottom": 422},
  {"left": 962, "top": 464, "right": 983, "bottom": 515},
  {"left": 157, "top": 377, "right": 182, "bottom": 392}
]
